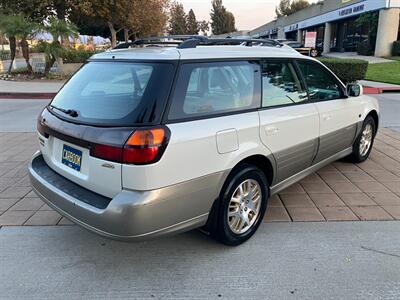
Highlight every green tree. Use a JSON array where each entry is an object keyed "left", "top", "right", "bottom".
[
  {"left": 356, "top": 12, "right": 379, "bottom": 54},
  {"left": 0, "top": 0, "right": 50, "bottom": 22},
  {"left": 0, "top": 14, "right": 39, "bottom": 73},
  {"left": 210, "top": 0, "right": 236, "bottom": 35},
  {"left": 225, "top": 11, "right": 235, "bottom": 33},
  {"left": 276, "top": 0, "right": 310, "bottom": 17},
  {"left": 0, "top": 0, "right": 49, "bottom": 73},
  {"left": 75, "top": 0, "right": 133, "bottom": 47},
  {"left": 48, "top": 0, "right": 71, "bottom": 20},
  {"left": 198, "top": 20, "right": 209, "bottom": 36},
  {"left": 186, "top": 9, "right": 199, "bottom": 35},
  {"left": 0, "top": 15, "right": 18, "bottom": 73},
  {"left": 74, "top": 0, "right": 169, "bottom": 46},
  {"left": 41, "top": 17, "right": 78, "bottom": 74},
  {"left": 168, "top": 1, "right": 187, "bottom": 35},
  {"left": 123, "top": 0, "right": 169, "bottom": 41}
]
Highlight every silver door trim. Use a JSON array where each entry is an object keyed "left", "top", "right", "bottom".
[
  {"left": 313, "top": 123, "right": 357, "bottom": 164},
  {"left": 272, "top": 139, "right": 318, "bottom": 185},
  {"left": 270, "top": 147, "right": 352, "bottom": 195}
]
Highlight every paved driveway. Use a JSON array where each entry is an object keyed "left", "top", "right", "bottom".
[
  {"left": 0, "top": 99, "right": 49, "bottom": 132},
  {"left": 1, "top": 97, "right": 400, "bottom": 299},
  {"left": 1, "top": 222, "right": 400, "bottom": 299},
  {"left": 1, "top": 128, "right": 400, "bottom": 226},
  {"left": 0, "top": 95, "right": 400, "bottom": 224},
  {"left": 374, "top": 93, "right": 400, "bottom": 133}
]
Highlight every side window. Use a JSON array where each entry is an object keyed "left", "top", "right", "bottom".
[
  {"left": 297, "top": 61, "right": 343, "bottom": 101},
  {"left": 287, "top": 42, "right": 303, "bottom": 48},
  {"left": 168, "top": 61, "right": 261, "bottom": 120},
  {"left": 261, "top": 60, "right": 308, "bottom": 108}
]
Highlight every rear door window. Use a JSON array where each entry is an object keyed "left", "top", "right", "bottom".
[
  {"left": 49, "top": 61, "right": 174, "bottom": 126},
  {"left": 168, "top": 61, "right": 261, "bottom": 120}
]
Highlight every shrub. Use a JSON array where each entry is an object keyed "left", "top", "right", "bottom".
[
  {"left": 0, "top": 49, "right": 10, "bottom": 60},
  {"left": 357, "top": 41, "right": 374, "bottom": 56},
  {"left": 393, "top": 41, "right": 400, "bottom": 56},
  {"left": 10, "top": 67, "right": 28, "bottom": 74},
  {"left": 30, "top": 40, "right": 47, "bottom": 53},
  {"left": 318, "top": 58, "right": 369, "bottom": 83},
  {"left": 31, "top": 42, "right": 99, "bottom": 63},
  {"left": 63, "top": 48, "right": 98, "bottom": 63}
]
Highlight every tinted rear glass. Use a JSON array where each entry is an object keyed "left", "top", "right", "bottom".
[
  {"left": 168, "top": 61, "right": 261, "bottom": 120},
  {"left": 49, "top": 61, "right": 174, "bottom": 126}
]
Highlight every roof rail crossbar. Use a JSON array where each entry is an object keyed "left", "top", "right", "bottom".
[
  {"left": 178, "top": 38, "right": 282, "bottom": 49},
  {"left": 113, "top": 35, "right": 208, "bottom": 49},
  {"left": 112, "top": 35, "right": 282, "bottom": 50}
]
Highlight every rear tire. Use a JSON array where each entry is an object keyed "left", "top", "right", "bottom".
[
  {"left": 349, "top": 116, "right": 376, "bottom": 163},
  {"left": 210, "top": 164, "right": 268, "bottom": 246}
]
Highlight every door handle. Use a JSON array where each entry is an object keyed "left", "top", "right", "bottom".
[
  {"left": 265, "top": 126, "right": 279, "bottom": 136},
  {"left": 322, "top": 114, "right": 332, "bottom": 121}
]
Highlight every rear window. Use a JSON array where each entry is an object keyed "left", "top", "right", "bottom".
[{"left": 49, "top": 61, "right": 174, "bottom": 126}]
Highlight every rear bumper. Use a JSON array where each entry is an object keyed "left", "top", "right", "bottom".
[{"left": 29, "top": 152, "right": 227, "bottom": 241}]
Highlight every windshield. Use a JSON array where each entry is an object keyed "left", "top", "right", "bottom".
[{"left": 49, "top": 61, "right": 175, "bottom": 126}]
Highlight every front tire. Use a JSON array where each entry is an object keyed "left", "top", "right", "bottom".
[
  {"left": 211, "top": 164, "right": 268, "bottom": 246},
  {"left": 349, "top": 116, "right": 376, "bottom": 163},
  {"left": 310, "top": 49, "right": 319, "bottom": 57}
]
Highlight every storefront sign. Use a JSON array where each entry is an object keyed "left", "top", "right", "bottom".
[
  {"left": 304, "top": 32, "right": 317, "bottom": 48},
  {"left": 339, "top": 4, "right": 365, "bottom": 17},
  {"left": 283, "top": 0, "right": 387, "bottom": 33},
  {"left": 288, "top": 24, "right": 299, "bottom": 32}
]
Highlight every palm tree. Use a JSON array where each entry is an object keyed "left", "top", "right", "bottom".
[
  {"left": 0, "top": 15, "right": 38, "bottom": 74},
  {"left": 41, "top": 17, "right": 79, "bottom": 75}
]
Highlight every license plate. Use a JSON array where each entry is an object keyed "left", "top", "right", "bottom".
[{"left": 62, "top": 144, "right": 82, "bottom": 172}]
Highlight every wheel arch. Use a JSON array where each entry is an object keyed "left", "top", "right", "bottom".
[
  {"left": 230, "top": 154, "right": 275, "bottom": 187},
  {"left": 204, "top": 154, "right": 274, "bottom": 235},
  {"left": 366, "top": 110, "right": 379, "bottom": 134}
]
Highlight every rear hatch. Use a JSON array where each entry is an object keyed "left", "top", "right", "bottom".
[{"left": 37, "top": 60, "right": 175, "bottom": 198}]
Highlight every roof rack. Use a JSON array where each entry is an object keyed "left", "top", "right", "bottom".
[{"left": 113, "top": 35, "right": 282, "bottom": 50}]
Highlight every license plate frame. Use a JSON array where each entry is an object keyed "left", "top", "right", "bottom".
[{"left": 61, "top": 144, "right": 82, "bottom": 172}]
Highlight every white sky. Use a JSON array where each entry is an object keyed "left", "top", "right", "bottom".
[{"left": 179, "top": 0, "right": 318, "bottom": 31}]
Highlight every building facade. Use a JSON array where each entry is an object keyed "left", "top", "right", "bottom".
[{"left": 249, "top": 0, "right": 400, "bottom": 57}]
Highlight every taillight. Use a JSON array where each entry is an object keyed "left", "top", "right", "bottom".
[
  {"left": 90, "top": 127, "right": 170, "bottom": 165},
  {"left": 91, "top": 144, "right": 123, "bottom": 162}
]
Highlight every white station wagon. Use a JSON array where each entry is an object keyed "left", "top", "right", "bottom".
[{"left": 29, "top": 37, "right": 379, "bottom": 245}]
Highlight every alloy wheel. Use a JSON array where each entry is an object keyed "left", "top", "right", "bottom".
[
  {"left": 359, "top": 123, "right": 373, "bottom": 156},
  {"left": 227, "top": 179, "right": 262, "bottom": 234}
]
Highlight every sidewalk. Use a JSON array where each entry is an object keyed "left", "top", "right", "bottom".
[
  {"left": 0, "top": 80, "right": 64, "bottom": 98},
  {"left": 323, "top": 52, "right": 394, "bottom": 64}
]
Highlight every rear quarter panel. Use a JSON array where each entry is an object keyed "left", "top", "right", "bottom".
[{"left": 122, "top": 111, "right": 272, "bottom": 191}]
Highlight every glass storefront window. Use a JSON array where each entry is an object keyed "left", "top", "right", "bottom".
[
  {"left": 286, "top": 31, "right": 298, "bottom": 41},
  {"left": 330, "top": 12, "right": 378, "bottom": 53}
]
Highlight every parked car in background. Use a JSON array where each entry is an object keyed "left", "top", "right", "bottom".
[
  {"left": 278, "top": 39, "right": 322, "bottom": 57},
  {"left": 29, "top": 36, "right": 379, "bottom": 246}
]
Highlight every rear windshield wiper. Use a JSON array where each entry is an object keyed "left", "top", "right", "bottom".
[{"left": 49, "top": 105, "right": 79, "bottom": 118}]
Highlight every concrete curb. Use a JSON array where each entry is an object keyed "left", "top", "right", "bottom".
[
  {"left": 0, "top": 92, "right": 56, "bottom": 99},
  {"left": 363, "top": 86, "right": 400, "bottom": 95}
]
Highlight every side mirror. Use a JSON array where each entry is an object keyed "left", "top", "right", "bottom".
[{"left": 347, "top": 83, "right": 363, "bottom": 97}]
